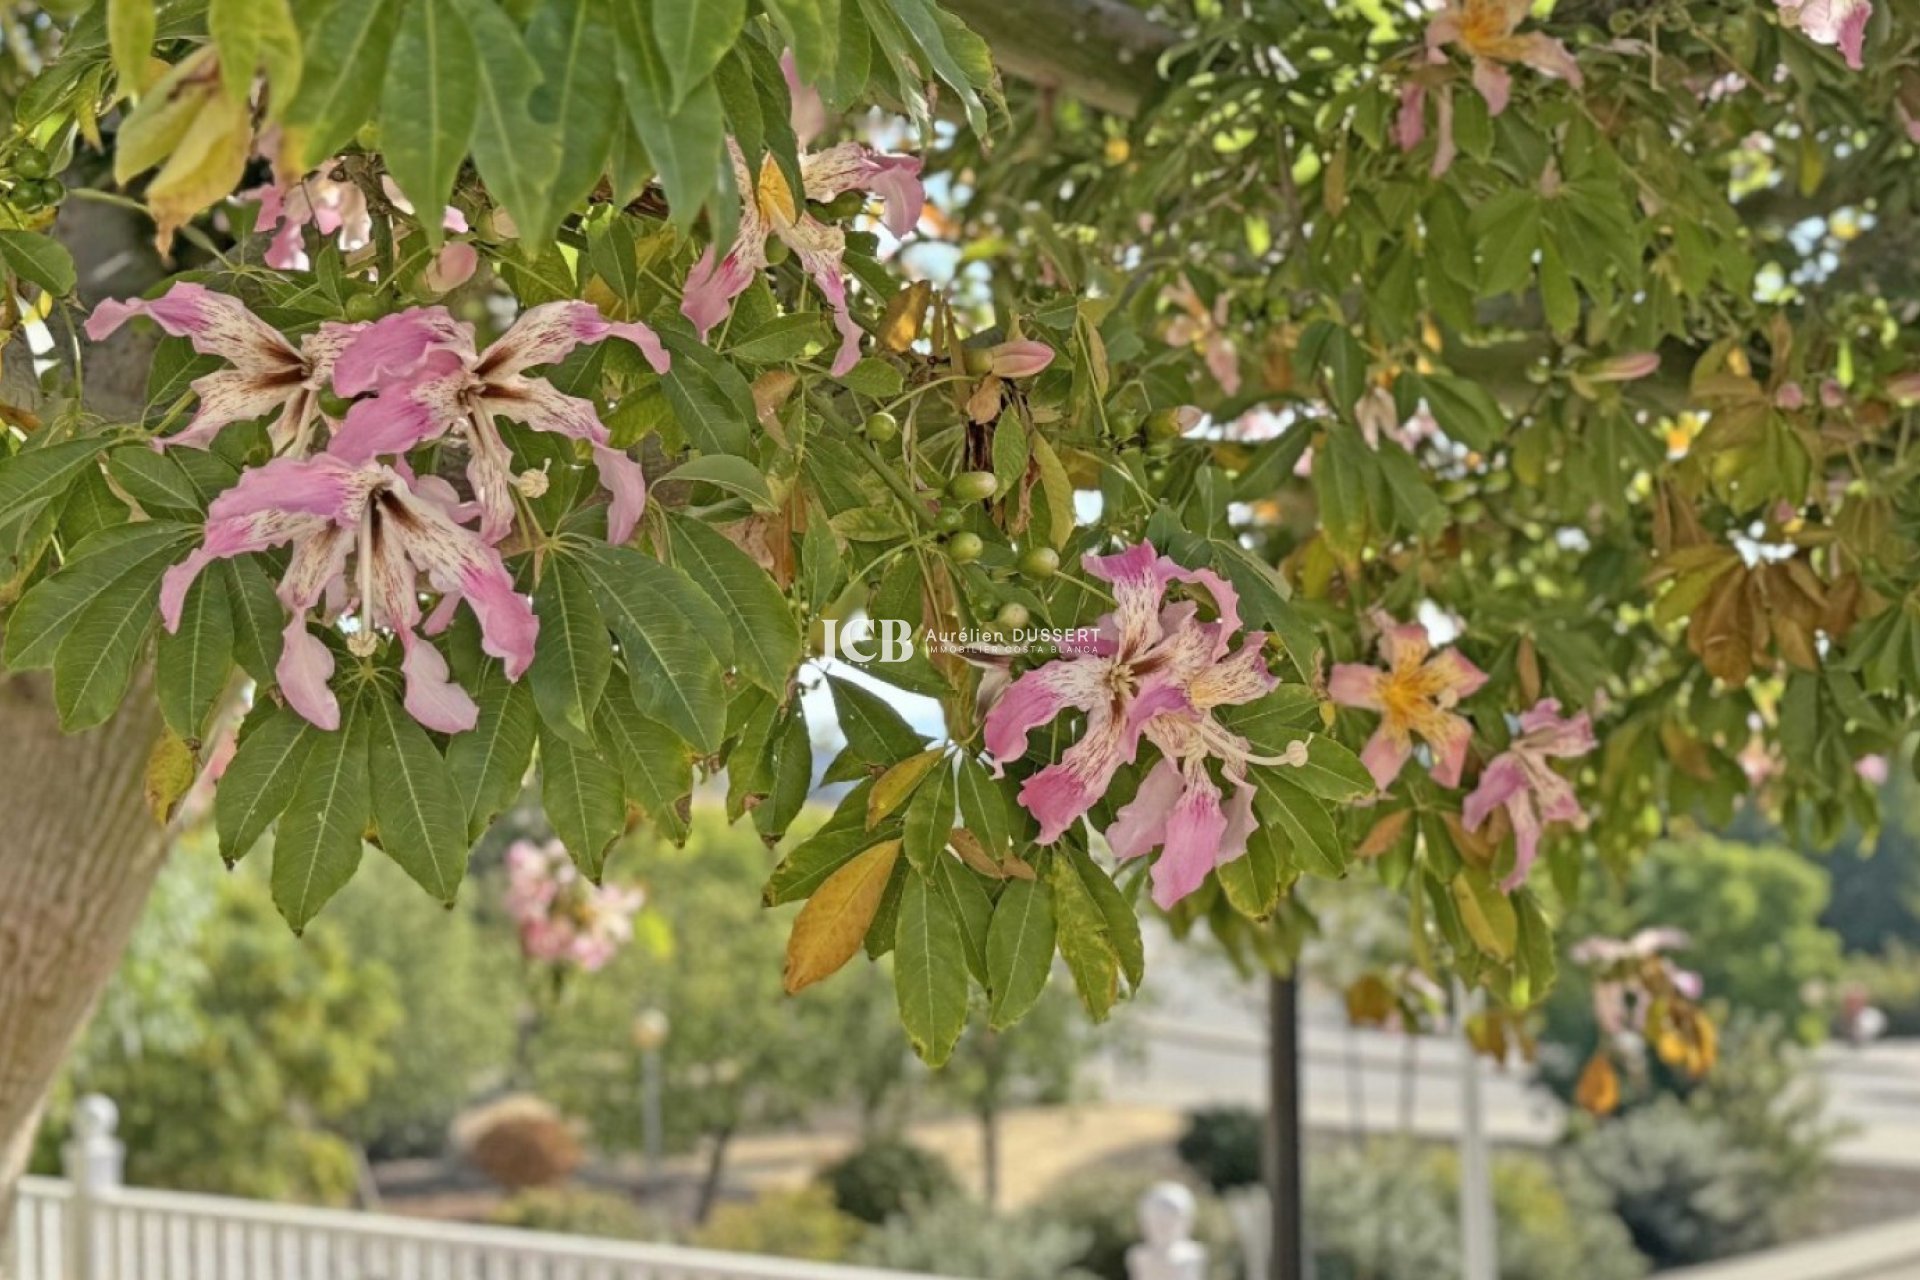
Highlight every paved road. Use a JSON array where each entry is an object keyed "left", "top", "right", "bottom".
[{"left": 1100, "top": 926, "right": 1920, "bottom": 1170}]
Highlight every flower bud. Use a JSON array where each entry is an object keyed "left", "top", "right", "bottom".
[
  {"left": 987, "top": 339, "right": 1055, "bottom": 380},
  {"left": 1588, "top": 352, "right": 1660, "bottom": 383},
  {"left": 1774, "top": 381, "right": 1806, "bottom": 410}
]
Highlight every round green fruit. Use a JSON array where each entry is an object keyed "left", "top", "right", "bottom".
[
  {"left": 947, "top": 532, "right": 985, "bottom": 564},
  {"left": 1017, "top": 547, "right": 1061, "bottom": 579},
  {"left": 864, "top": 411, "right": 899, "bottom": 443},
  {"left": 948, "top": 470, "right": 999, "bottom": 503},
  {"left": 996, "top": 602, "right": 1031, "bottom": 630}
]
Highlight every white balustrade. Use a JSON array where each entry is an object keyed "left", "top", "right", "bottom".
[{"left": 10, "top": 1096, "right": 954, "bottom": 1280}]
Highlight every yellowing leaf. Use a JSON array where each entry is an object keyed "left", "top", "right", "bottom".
[
  {"left": 1575, "top": 1051, "right": 1621, "bottom": 1116},
  {"left": 142, "top": 89, "right": 253, "bottom": 255},
  {"left": 1451, "top": 871, "right": 1517, "bottom": 959},
  {"left": 868, "top": 748, "right": 945, "bottom": 829},
  {"left": 783, "top": 839, "right": 901, "bottom": 994},
  {"left": 144, "top": 727, "right": 195, "bottom": 826},
  {"left": 880, "top": 280, "right": 932, "bottom": 352}
]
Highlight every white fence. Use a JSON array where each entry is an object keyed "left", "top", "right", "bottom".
[{"left": 8, "top": 1098, "right": 949, "bottom": 1280}]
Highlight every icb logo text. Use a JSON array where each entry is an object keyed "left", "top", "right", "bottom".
[{"left": 820, "top": 618, "right": 914, "bottom": 663}]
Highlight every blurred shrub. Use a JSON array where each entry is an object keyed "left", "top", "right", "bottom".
[
  {"left": 1032, "top": 1165, "right": 1239, "bottom": 1280},
  {"left": 1567, "top": 1018, "right": 1836, "bottom": 1268},
  {"left": 459, "top": 1095, "right": 583, "bottom": 1191},
  {"left": 692, "top": 1186, "right": 864, "bottom": 1262},
  {"left": 850, "top": 1195, "right": 1095, "bottom": 1280},
  {"left": 817, "top": 1136, "right": 959, "bottom": 1224},
  {"left": 1308, "top": 1144, "right": 1646, "bottom": 1280},
  {"left": 1843, "top": 940, "right": 1920, "bottom": 1035},
  {"left": 491, "top": 1187, "right": 666, "bottom": 1241},
  {"left": 1176, "top": 1107, "right": 1264, "bottom": 1192}
]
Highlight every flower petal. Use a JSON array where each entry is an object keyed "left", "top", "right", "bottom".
[
  {"left": 984, "top": 657, "right": 1108, "bottom": 766},
  {"left": 331, "top": 308, "right": 473, "bottom": 398},
  {"left": 592, "top": 443, "right": 647, "bottom": 545},
  {"left": 278, "top": 615, "right": 340, "bottom": 730},
  {"left": 85, "top": 282, "right": 298, "bottom": 375},
  {"left": 1327, "top": 662, "right": 1385, "bottom": 710},
  {"left": 1361, "top": 725, "right": 1413, "bottom": 789},
  {"left": 1150, "top": 768, "right": 1228, "bottom": 909},
  {"left": 1463, "top": 753, "right": 1527, "bottom": 832},
  {"left": 1107, "top": 757, "right": 1183, "bottom": 861},
  {"left": 1421, "top": 710, "right": 1474, "bottom": 788},
  {"left": 401, "top": 633, "right": 480, "bottom": 733},
  {"left": 482, "top": 300, "right": 671, "bottom": 380}
]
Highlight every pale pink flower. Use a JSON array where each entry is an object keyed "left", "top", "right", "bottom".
[
  {"left": 1426, "top": 0, "right": 1582, "bottom": 117},
  {"left": 682, "top": 59, "right": 923, "bottom": 377},
  {"left": 986, "top": 339, "right": 1055, "bottom": 379},
  {"left": 1572, "top": 928, "right": 1703, "bottom": 1035},
  {"left": 158, "top": 450, "right": 536, "bottom": 733},
  {"left": 1328, "top": 613, "right": 1488, "bottom": 789},
  {"left": 84, "top": 282, "right": 360, "bottom": 455},
  {"left": 329, "top": 302, "right": 668, "bottom": 544},
  {"left": 1461, "top": 698, "right": 1596, "bottom": 888},
  {"left": 1589, "top": 352, "right": 1661, "bottom": 383},
  {"left": 1353, "top": 388, "right": 1440, "bottom": 451},
  {"left": 505, "top": 839, "right": 646, "bottom": 972},
  {"left": 1161, "top": 276, "right": 1240, "bottom": 396},
  {"left": 1776, "top": 0, "right": 1871, "bottom": 69},
  {"left": 244, "top": 164, "right": 470, "bottom": 272},
  {"left": 1856, "top": 753, "right": 1890, "bottom": 786},
  {"left": 984, "top": 543, "right": 1288, "bottom": 908}
]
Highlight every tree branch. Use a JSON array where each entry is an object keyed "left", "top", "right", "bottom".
[{"left": 941, "top": 0, "right": 1176, "bottom": 118}]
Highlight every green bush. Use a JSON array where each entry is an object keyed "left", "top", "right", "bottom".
[
  {"left": 850, "top": 1195, "right": 1096, "bottom": 1280},
  {"left": 1031, "top": 1166, "right": 1239, "bottom": 1280},
  {"left": 1176, "top": 1107, "right": 1264, "bottom": 1192},
  {"left": 490, "top": 1187, "right": 667, "bottom": 1241},
  {"left": 1566, "top": 1017, "right": 1836, "bottom": 1268},
  {"left": 817, "top": 1137, "right": 960, "bottom": 1225},
  {"left": 692, "top": 1186, "right": 864, "bottom": 1262},
  {"left": 1306, "top": 1144, "right": 1646, "bottom": 1280}
]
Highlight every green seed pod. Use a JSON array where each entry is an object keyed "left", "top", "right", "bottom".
[
  {"left": 947, "top": 531, "right": 985, "bottom": 564},
  {"left": 864, "top": 410, "right": 900, "bottom": 443},
  {"left": 1017, "top": 547, "right": 1061, "bottom": 579},
  {"left": 948, "top": 470, "right": 1000, "bottom": 503},
  {"left": 996, "top": 602, "right": 1031, "bottom": 630}
]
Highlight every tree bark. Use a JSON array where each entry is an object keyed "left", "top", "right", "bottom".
[
  {"left": 0, "top": 193, "right": 168, "bottom": 1268},
  {"left": 693, "top": 1122, "right": 735, "bottom": 1224}
]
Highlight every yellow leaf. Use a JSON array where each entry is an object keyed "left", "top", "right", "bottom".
[
  {"left": 783, "top": 840, "right": 901, "bottom": 994},
  {"left": 1451, "top": 871, "right": 1517, "bottom": 960},
  {"left": 1575, "top": 1051, "right": 1621, "bottom": 1116},
  {"left": 1345, "top": 974, "right": 1394, "bottom": 1026},
  {"left": 868, "top": 749, "right": 946, "bottom": 829},
  {"left": 113, "top": 48, "right": 222, "bottom": 184},
  {"left": 880, "top": 280, "right": 932, "bottom": 352},
  {"left": 949, "top": 828, "right": 1008, "bottom": 879},
  {"left": 144, "top": 728, "right": 195, "bottom": 826},
  {"left": 144, "top": 90, "right": 253, "bottom": 256}
]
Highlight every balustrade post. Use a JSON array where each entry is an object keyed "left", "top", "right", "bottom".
[{"left": 61, "top": 1096, "right": 122, "bottom": 1280}]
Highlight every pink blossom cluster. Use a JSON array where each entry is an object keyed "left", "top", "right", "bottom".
[
  {"left": 504, "top": 839, "right": 646, "bottom": 973},
  {"left": 86, "top": 283, "right": 668, "bottom": 734}
]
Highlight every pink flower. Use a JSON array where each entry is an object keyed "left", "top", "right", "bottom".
[
  {"left": 505, "top": 839, "right": 646, "bottom": 972},
  {"left": 1572, "top": 928, "right": 1703, "bottom": 1035},
  {"left": 1162, "top": 277, "right": 1240, "bottom": 396},
  {"left": 244, "top": 164, "right": 470, "bottom": 272},
  {"left": 984, "top": 543, "right": 1288, "bottom": 908},
  {"left": 330, "top": 301, "right": 668, "bottom": 544},
  {"left": 1426, "top": 0, "right": 1582, "bottom": 117},
  {"left": 1328, "top": 613, "right": 1488, "bottom": 789},
  {"left": 157, "top": 450, "right": 536, "bottom": 733},
  {"left": 1856, "top": 753, "right": 1890, "bottom": 786},
  {"left": 84, "top": 282, "right": 360, "bottom": 455},
  {"left": 986, "top": 339, "right": 1055, "bottom": 379},
  {"left": 1461, "top": 698, "right": 1596, "bottom": 889},
  {"left": 1776, "top": 0, "right": 1871, "bottom": 69},
  {"left": 1588, "top": 352, "right": 1661, "bottom": 383},
  {"left": 682, "top": 60, "right": 924, "bottom": 377}
]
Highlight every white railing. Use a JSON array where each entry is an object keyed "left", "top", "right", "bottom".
[{"left": 10, "top": 1097, "right": 951, "bottom": 1280}]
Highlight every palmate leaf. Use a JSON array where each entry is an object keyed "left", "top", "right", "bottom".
[
  {"left": 611, "top": 0, "right": 727, "bottom": 231},
  {"left": 527, "top": 557, "right": 611, "bottom": 746},
  {"left": 366, "top": 682, "right": 471, "bottom": 903},
  {"left": 215, "top": 701, "right": 314, "bottom": 865},
  {"left": 0, "top": 438, "right": 106, "bottom": 530},
  {"left": 281, "top": 0, "right": 402, "bottom": 169},
  {"left": 526, "top": 0, "right": 621, "bottom": 236},
  {"left": 453, "top": 0, "right": 565, "bottom": 247},
  {"left": 651, "top": 0, "right": 743, "bottom": 109},
  {"left": 51, "top": 533, "right": 185, "bottom": 730},
  {"left": 5, "top": 522, "right": 195, "bottom": 670},
  {"left": 594, "top": 674, "right": 694, "bottom": 845},
  {"left": 986, "top": 876, "right": 1054, "bottom": 1029},
  {"left": 446, "top": 662, "right": 538, "bottom": 840},
  {"left": 665, "top": 514, "right": 799, "bottom": 692},
  {"left": 894, "top": 872, "right": 969, "bottom": 1066},
  {"left": 271, "top": 696, "right": 371, "bottom": 933},
  {"left": 155, "top": 562, "right": 233, "bottom": 741},
  {"left": 571, "top": 542, "right": 728, "bottom": 753},
  {"left": 379, "top": 0, "right": 476, "bottom": 246},
  {"left": 539, "top": 719, "right": 626, "bottom": 880}
]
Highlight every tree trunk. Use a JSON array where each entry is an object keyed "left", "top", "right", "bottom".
[
  {"left": 0, "top": 194, "right": 169, "bottom": 1267},
  {"left": 692, "top": 1122, "right": 736, "bottom": 1225},
  {"left": 0, "top": 672, "right": 169, "bottom": 1261},
  {"left": 979, "top": 1102, "right": 1000, "bottom": 1211}
]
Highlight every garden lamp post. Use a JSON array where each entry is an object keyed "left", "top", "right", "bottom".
[
  {"left": 1267, "top": 975, "right": 1305, "bottom": 1280},
  {"left": 632, "top": 1008, "right": 671, "bottom": 1197}
]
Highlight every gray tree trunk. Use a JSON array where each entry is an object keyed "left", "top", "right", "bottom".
[{"left": 0, "top": 194, "right": 168, "bottom": 1268}]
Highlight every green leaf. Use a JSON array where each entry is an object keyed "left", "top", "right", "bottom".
[
  {"left": 540, "top": 720, "right": 627, "bottom": 880},
  {"left": 52, "top": 537, "right": 175, "bottom": 730},
  {"left": 366, "top": 684, "right": 471, "bottom": 902},
  {"left": 379, "top": 0, "right": 477, "bottom": 243},
  {"left": 1067, "top": 844, "right": 1143, "bottom": 989},
  {"left": 156, "top": 562, "right": 234, "bottom": 740},
  {"left": 1419, "top": 374, "right": 1506, "bottom": 452},
  {"left": 935, "top": 854, "right": 993, "bottom": 984},
  {"left": 1282, "top": 736, "right": 1376, "bottom": 803},
  {"left": 666, "top": 514, "right": 799, "bottom": 691},
  {"left": 0, "top": 438, "right": 103, "bottom": 529},
  {"left": 1048, "top": 852, "right": 1119, "bottom": 1021},
  {"left": 667, "top": 454, "right": 776, "bottom": 510},
  {"left": 1217, "top": 825, "right": 1282, "bottom": 918},
  {"left": 894, "top": 873, "right": 970, "bottom": 1066},
  {"left": 1257, "top": 773, "right": 1346, "bottom": 878},
  {"left": 0, "top": 231, "right": 76, "bottom": 296},
  {"left": 901, "top": 757, "right": 955, "bottom": 872},
  {"left": 526, "top": 0, "right": 621, "bottom": 238},
  {"left": 215, "top": 703, "right": 314, "bottom": 865},
  {"left": 764, "top": 0, "right": 838, "bottom": 86},
  {"left": 446, "top": 667, "right": 538, "bottom": 839},
  {"left": 454, "top": 0, "right": 564, "bottom": 246},
  {"left": 527, "top": 558, "right": 611, "bottom": 745},
  {"left": 222, "top": 557, "right": 285, "bottom": 681},
  {"left": 5, "top": 522, "right": 193, "bottom": 670},
  {"left": 107, "top": 0, "right": 156, "bottom": 95},
  {"left": 108, "top": 445, "right": 228, "bottom": 514},
  {"left": 727, "top": 312, "right": 831, "bottom": 367},
  {"left": 613, "top": 0, "right": 725, "bottom": 229},
  {"left": 658, "top": 331, "right": 757, "bottom": 456},
  {"left": 652, "top": 0, "right": 744, "bottom": 108},
  {"left": 829, "top": 675, "right": 925, "bottom": 765},
  {"left": 596, "top": 676, "right": 694, "bottom": 844},
  {"left": 991, "top": 416, "right": 1030, "bottom": 498},
  {"left": 282, "top": 0, "right": 401, "bottom": 168},
  {"left": 752, "top": 698, "right": 815, "bottom": 841},
  {"left": 986, "top": 877, "right": 1055, "bottom": 1029},
  {"left": 572, "top": 543, "right": 728, "bottom": 753},
  {"left": 766, "top": 780, "right": 890, "bottom": 904},
  {"left": 272, "top": 700, "right": 371, "bottom": 932}
]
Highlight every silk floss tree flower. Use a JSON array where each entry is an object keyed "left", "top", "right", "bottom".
[
  {"left": 984, "top": 544, "right": 1306, "bottom": 908},
  {"left": 1426, "top": 0, "right": 1582, "bottom": 115},
  {"left": 328, "top": 301, "right": 669, "bottom": 544},
  {"left": 1462, "top": 697, "right": 1597, "bottom": 888},
  {"left": 504, "top": 839, "right": 646, "bottom": 973},
  {"left": 84, "top": 282, "right": 361, "bottom": 455},
  {"left": 243, "top": 159, "right": 478, "bottom": 292},
  {"left": 1774, "top": 0, "right": 1872, "bottom": 69},
  {"left": 682, "top": 54, "right": 925, "bottom": 376},
  {"left": 157, "top": 450, "right": 537, "bottom": 734},
  {"left": 1329, "top": 612, "right": 1488, "bottom": 790}
]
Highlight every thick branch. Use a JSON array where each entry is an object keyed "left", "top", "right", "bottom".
[{"left": 942, "top": 0, "right": 1176, "bottom": 118}]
